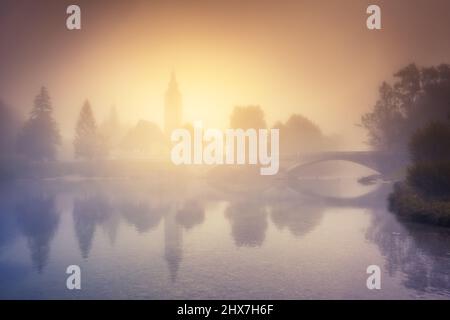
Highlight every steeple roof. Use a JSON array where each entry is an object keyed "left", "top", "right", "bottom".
[{"left": 168, "top": 71, "right": 179, "bottom": 91}]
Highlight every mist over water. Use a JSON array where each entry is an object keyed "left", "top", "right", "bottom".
[
  {"left": 0, "top": 162, "right": 449, "bottom": 299},
  {"left": 1, "top": 0, "right": 450, "bottom": 302}
]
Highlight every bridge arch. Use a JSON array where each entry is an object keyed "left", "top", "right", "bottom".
[
  {"left": 282, "top": 151, "right": 407, "bottom": 176},
  {"left": 286, "top": 158, "right": 382, "bottom": 177}
]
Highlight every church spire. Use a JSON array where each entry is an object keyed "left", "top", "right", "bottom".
[
  {"left": 170, "top": 70, "right": 177, "bottom": 86},
  {"left": 164, "top": 71, "right": 182, "bottom": 136}
]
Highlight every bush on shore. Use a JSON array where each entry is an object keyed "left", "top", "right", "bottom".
[
  {"left": 389, "top": 121, "right": 450, "bottom": 227},
  {"left": 389, "top": 182, "right": 450, "bottom": 227},
  {"left": 407, "top": 161, "right": 450, "bottom": 200},
  {"left": 409, "top": 122, "right": 450, "bottom": 164}
]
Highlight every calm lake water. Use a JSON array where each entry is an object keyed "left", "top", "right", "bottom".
[{"left": 0, "top": 161, "right": 449, "bottom": 299}]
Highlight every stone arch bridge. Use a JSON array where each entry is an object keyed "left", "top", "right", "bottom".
[{"left": 283, "top": 151, "right": 408, "bottom": 176}]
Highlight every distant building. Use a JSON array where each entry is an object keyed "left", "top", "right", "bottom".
[{"left": 164, "top": 72, "right": 182, "bottom": 136}]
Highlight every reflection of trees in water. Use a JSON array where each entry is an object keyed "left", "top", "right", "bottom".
[
  {"left": 270, "top": 201, "right": 324, "bottom": 238},
  {"left": 100, "top": 209, "right": 120, "bottom": 246},
  {"left": 225, "top": 199, "right": 268, "bottom": 247},
  {"left": 176, "top": 200, "right": 205, "bottom": 230},
  {"left": 16, "top": 195, "right": 60, "bottom": 273},
  {"left": 367, "top": 212, "right": 450, "bottom": 296},
  {"left": 222, "top": 181, "right": 326, "bottom": 246},
  {"left": 71, "top": 189, "right": 203, "bottom": 282},
  {"left": 121, "top": 202, "right": 165, "bottom": 233},
  {"left": 73, "top": 195, "right": 111, "bottom": 259},
  {"left": 0, "top": 184, "right": 18, "bottom": 249}
]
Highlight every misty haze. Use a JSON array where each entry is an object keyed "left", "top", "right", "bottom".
[{"left": 1, "top": 0, "right": 450, "bottom": 300}]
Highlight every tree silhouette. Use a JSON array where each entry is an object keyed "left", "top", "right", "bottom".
[
  {"left": 274, "top": 114, "right": 327, "bottom": 154},
  {"left": 361, "top": 63, "right": 450, "bottom": 151},
  {"left": 229, "top": 105, "right": 267, "bottom": 129},
  {"left": 120, "top": 120, "right": 167, "bottom": 157},
  {"left": 227, "top": 106, "right": 267, "bottom": 160},
  {"left": 74, "top": 100, "right": 107, "bottom": 159},
  {"left": 409, "top": 122, "right": 450, "bottom": 164},
  {"left": 17, "top": 87, "right": 60, "bottom": 161},
  {"left": 406, "top": 122, "right": 450, "bottom": 199}
]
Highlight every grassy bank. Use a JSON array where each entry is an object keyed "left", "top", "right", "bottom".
[{"left": 389, "top": 182, "right": 450, "bottom": 227}]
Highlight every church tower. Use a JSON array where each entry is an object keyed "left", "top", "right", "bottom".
[{"left": 164, "top": 72, "right": 182, "bottom": 136}]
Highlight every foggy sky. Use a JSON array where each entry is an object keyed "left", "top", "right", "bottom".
[{"left": 2, "top": 0, "right": 450, "bottom": 149}]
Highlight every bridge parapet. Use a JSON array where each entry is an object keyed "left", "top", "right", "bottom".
[{"left": 283, "top": 151, "right": 408, "bottom": 176}]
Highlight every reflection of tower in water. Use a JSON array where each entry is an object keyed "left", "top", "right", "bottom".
[{"left": 164, "top": 207, "right": 183, "bottom": 282}]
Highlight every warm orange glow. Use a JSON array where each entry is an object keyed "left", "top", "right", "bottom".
[{"left": 3, "top": 0, "right": 450, "bottom": 151}]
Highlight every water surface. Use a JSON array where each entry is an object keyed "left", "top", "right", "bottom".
[{"left": 0, "top": 162, "right": 449, "bottom": 299}]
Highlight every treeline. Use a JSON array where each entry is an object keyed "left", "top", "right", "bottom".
[
  {"left": 0, "top": 87, "right": 123, "bottom": 181},
  {"left": 1, "top": 87, "right": 336, "bottom": 169},
  {"left": 389, "top": 122, "right": 450, "bottom": 227},
  {"left": 361, "top": 63, "right": 450, "bottom": 153},
  {"left": 228, "top": 105, "right": 336, "bottom": 155},
  {"left": 362, "top": 63, "right": 450, "bottom": 226},
  {"left": 3, "top": 87, "right": 118, "bottom": 162}
]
